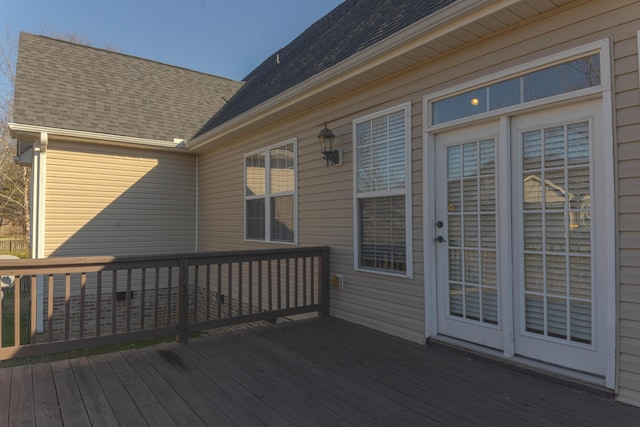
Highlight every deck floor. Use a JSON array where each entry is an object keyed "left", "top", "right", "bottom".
[{"left": 2, "top": 317, "right": 639, "bottom": 426}]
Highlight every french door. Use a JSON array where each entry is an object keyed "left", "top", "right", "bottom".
[{"left": 434, "top": 100, "right": 610, "bottom": 378}]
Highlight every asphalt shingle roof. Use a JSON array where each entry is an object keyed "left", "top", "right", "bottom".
[
  {"left": 13, "top": 33, "right": 243, "bottom": 142},
  {"left": 195, "top": 0, "right": 455, "bottom": 137}
]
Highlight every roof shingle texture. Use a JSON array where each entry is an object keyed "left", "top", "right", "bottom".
[
  {"left": 13, "top": 33, "right": 243, "bottom": 142},
  {"left": 196, "top": 0, "right": 455, "bottom": 137}
]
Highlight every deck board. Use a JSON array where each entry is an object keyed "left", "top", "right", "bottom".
[
  {"left": 139, "top": 345, "right": 237, "bottom": 426},
  {"left": 67, "top": 357, "right": 119, "bottom": 427},
  {"left": 122, "top": 349, "right": 206, "bottom": 427},
  {"left": 31, "top": 363, "right": 63, "bottom": 426},
  {"left": 9, "top": 366, "right": 34, "bottom": 426},
  {"left": 3, "top": 317, "right": 640, "bottom": 426},
  {"left": 0, "top": 368, "right": 11, "bottom": 426},
  {"left": 50, "top": 360, "right": 91, "bottom": 427},
  {"left": 104, "top": 351, "right": 178, "bottom": 427},
  {"left": 87, "top": 353, "right": 148, "bottom": 426},
  {"left": 174, "top": 339, "right": 298, "bottom": 427}
]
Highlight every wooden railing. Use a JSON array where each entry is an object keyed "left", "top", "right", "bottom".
[{"left": 0, "top": 247, "right": 330, "bottom": 360}]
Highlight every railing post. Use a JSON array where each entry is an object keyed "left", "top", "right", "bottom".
[
  {"left": 320, "top": 248, "right": 330, "bottom": 317},
  {"left": 177, "top": 257, "right": 189, "bottom": 343}
]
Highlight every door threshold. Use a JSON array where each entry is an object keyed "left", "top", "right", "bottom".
[{"left": 428, "top": 335, "right": 612, "bottom": 396}]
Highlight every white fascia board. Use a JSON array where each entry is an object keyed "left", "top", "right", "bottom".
[
  {"left": 9, "top": 123, "right": 188, "bottom": 152},
  {"left": 186, "top": 0, "right": 523, "bottom": 152}
]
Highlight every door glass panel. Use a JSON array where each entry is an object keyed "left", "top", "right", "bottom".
[
  {"left": 447, "top": 138, "right": 498, "bottom": 325},
  {"left": 523, "top": 214, "right": 542, "bottom": 251},
  {"left": 521, "top": 120, "right": 592, "bottom": 345}
]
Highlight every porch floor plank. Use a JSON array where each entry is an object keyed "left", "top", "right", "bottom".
[
  {"left": 0, "top": 367, "right": 11, "bottom": 426},
  {"left": 86, "top": 353, "right": 148, "bottom": 426},
  {"left": 121, "top": 348, "right": 206, "bottom": 427},
  {"left": 3, "top": 317, "right": 640, "bottom": 426},
  {"left": 9, "top": 365, "right": 34, "bottom": 426},
  {"left": 103, "top": 350, "right": 178, "bottom": 427},
  {"left": 138, "top": 344, "right": 237, "bottom": 426},
  {"left": 50, "top": 360, "right": 91, "bottom": 427},
  {"left": 195, "top": 331, "right": 400, "bottom": 426},
  {"left": 172, "top": 338, "right": 298, "bottom": 427},
  {"left": 67, "top": 357, "right": 119, "bottom": 427},
  {"left": 262, "top": 319, "right": 581, "bottom": 425},
  {"left": 31, "top": 363, "right": 63, "bottom": 426}
]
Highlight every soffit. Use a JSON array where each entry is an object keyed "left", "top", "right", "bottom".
[{"left": 188, "top": 0, "right": 578, "bottom": 152}]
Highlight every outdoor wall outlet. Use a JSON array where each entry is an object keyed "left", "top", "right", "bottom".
[{"left": 330, "top": 274, "right": 344, "bottom": 290}]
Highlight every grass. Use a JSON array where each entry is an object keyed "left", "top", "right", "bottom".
[
  {"left": 0, "top": 290, "right": 179, "bottom": 367},
  {"left": 1, "top": 292, "right": 31, "bottom": 348}
]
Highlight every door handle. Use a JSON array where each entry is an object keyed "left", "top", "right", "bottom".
[{"left": 435, "top": 235, "right": 447, "bottom": 243}]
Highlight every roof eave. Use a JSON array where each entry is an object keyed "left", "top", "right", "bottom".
[
  {"left": 186, "top": 0, "right": 523, "bottom": 152},
  {"left": 9, "top": 123, "right": 188, "bottom": 152}
]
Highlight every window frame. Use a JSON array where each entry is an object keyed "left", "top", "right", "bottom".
[
  {"left": 353, "top": 103, "right": 413, "bottom": 277},
  {"left": 424, "top": 40, "right": 610, "bottom": 132},
  {"left": 244, "top": 138, "right": 298, "bottom": 244}
]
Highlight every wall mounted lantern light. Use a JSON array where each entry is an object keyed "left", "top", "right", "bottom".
[{"left": 317, "top": 123, "right": 340, "bottom": 167}]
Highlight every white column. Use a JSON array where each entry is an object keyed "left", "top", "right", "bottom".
[{"left": 31, "top": 132, "right": 48, "bottom": 332}]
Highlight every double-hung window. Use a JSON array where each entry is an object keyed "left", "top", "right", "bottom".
[
  {"left": 354, "top": 104, "right": 412, "bottom": 275},
  {"left": 245, "top": 140, "right": 297, "bottom": 243}
]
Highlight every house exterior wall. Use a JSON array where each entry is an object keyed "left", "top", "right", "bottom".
[
  {"left": 44, "top": 140, "right": 197, "bottom": 257},
  {"left": 197, "top": 0, "right": 640, "bottom": 401}
]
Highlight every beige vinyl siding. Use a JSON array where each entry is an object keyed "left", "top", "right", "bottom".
[
  {"left": 45, "top": 140, "right": 196, "bottom": 257},
  {"left": 199, "top": 110, "right": 426, "bottom": 343},
  {"left": 198, "top": 0, "right": 640, "bottom": 379},
  {"left": 614, "top": 24, "right": 640, "bottom": 404}
]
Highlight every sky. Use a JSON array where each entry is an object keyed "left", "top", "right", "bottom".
[{"left": 2, "top": 0, "right": 344, "bottom": 81}]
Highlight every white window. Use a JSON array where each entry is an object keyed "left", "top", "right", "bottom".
[
  {"left": 354, "top": 104, "right": 412, "bottom": 276},
  {"left": 245, "top": 140, "right": 297, "bottom": 243},
  {"left": 431, "top": 53, "right": 601, "bottom": 126}
]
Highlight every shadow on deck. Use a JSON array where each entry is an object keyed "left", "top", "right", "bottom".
[{"left": 2, "top": 317, "right": 639, "bottom": 426}]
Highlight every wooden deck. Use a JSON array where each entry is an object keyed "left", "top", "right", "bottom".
[{"left": 2, "top": 317, "right": 639, "bottom": 426}]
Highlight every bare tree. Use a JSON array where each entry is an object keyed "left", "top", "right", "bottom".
[{"left": 0, "top": 29, "right": 28, "bottom": 239}]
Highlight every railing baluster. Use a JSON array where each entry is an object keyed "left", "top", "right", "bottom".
[
  {"left": 206, "top": 264, "right": 211, "bottom": 321},
  {"left": 30, "top": 275, "right": 37, "bottom": 344},
  {"left": 167, "top": 266, "right": 173, "bottom": 327},
  {"left": 217, "top": 264, "right": 222, "bottom": 320},
  {"left": 111, "top": 271, "right": 117, "bottom": 335},
  {"left": 140, "top": 268, "right": 146, "bottom": 331},
  {"left": 310, "top": 258, "right": 315, "bottom": 305},
  {"left": 126, "top": 269, "right": 132, "bottom": 333},
  {"left": 14, "top": 277, "right": 20, "bottom": 346},
  {"left": 258, "top": 260, "right": 263, "bottom": 313},
  {"left": 96, "top": 271, "right": 102, "bottom": 337},
  {"left": 268, "top": 260, "right": 273, "bottom": 312},
  {"left": 303, "top": 257, "right": 307, "bottom": 306},
  {"left": 294, "top": 257, "right": 299, "bottom": 308},
  {"left": 286, "top": 258, "right": 290, "bottom": 310},
  {"left": 227, "top": 263, "right": 233, "bottom": 318},
  {"left": 154, "top": 267, "right": 159, "bottom": 328},
  {"left": 48, "top": 274, "right": 54, "bottom": 342},
  {"left": 79, "top": 272, "right": 86, "bottom": 339},
  {"left": 64, "top": 273, "right": 70, "bottom": 341},
  {"left": 277, "top": 259, "right": 282, "bottom": 311},
  {"left": 248, "top": 261, "right": 253, "bottom": 315},
  {"left": 238, "top": 262, "right": 243, "bottom": 317},
  {"left": 193, "top": 265, "right": 199, "bottom": 324}
]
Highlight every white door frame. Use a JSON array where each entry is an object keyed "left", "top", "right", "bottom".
[{"left": 423, "top": 40, "right": 616, "bottom": 388}]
